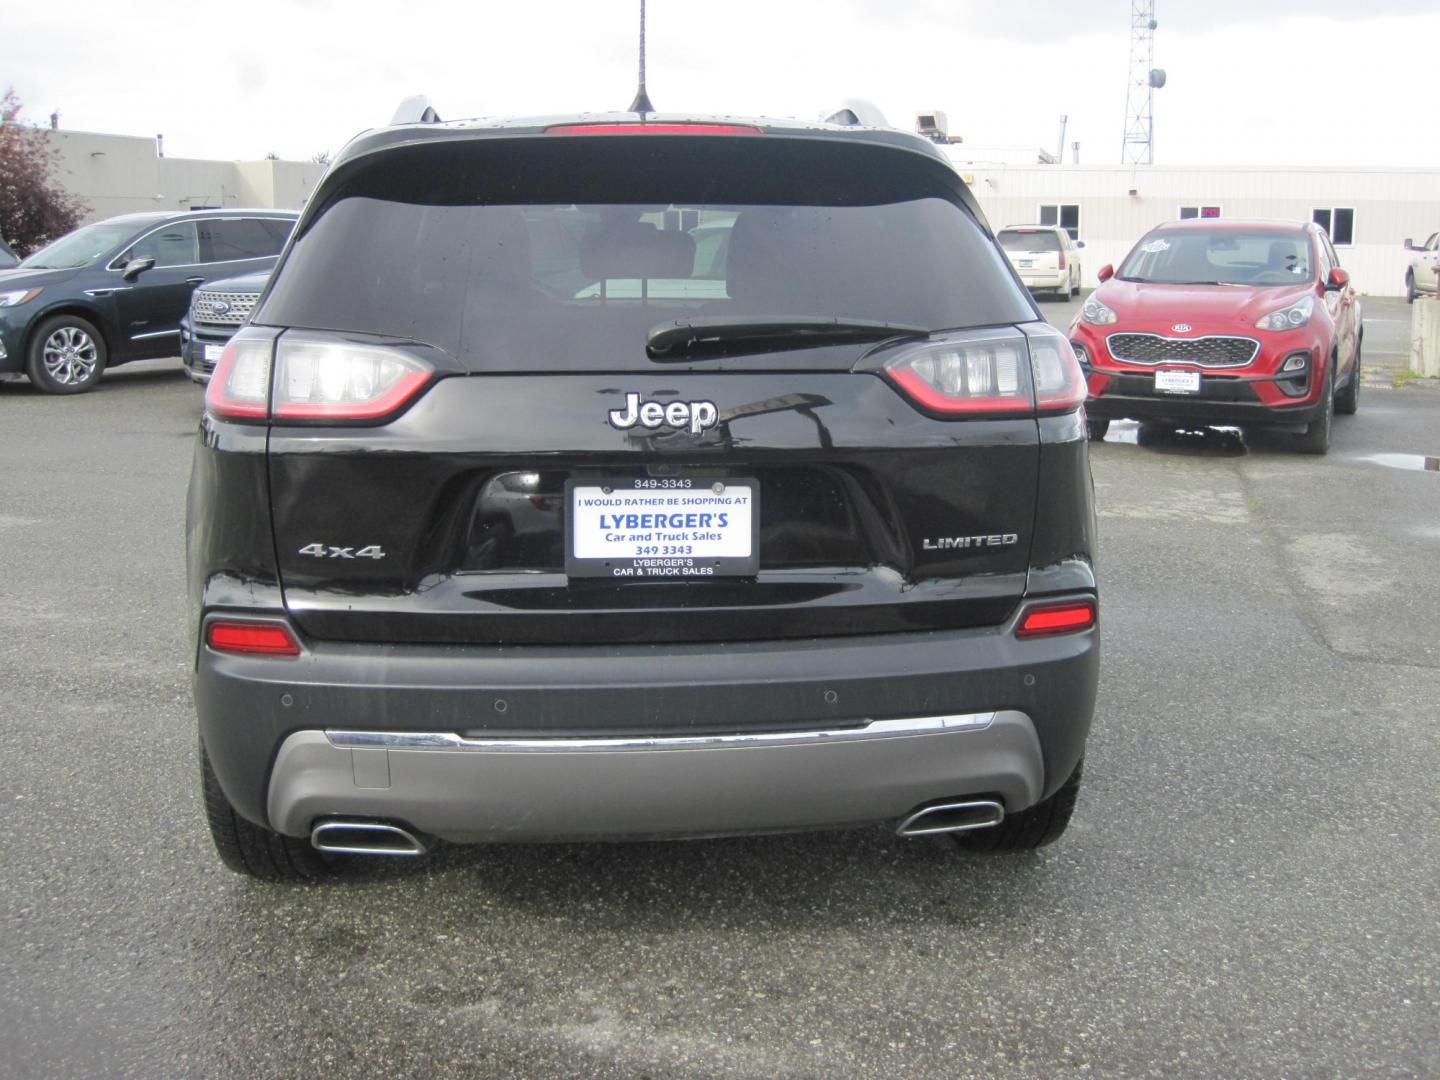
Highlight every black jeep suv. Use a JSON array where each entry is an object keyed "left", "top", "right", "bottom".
[{"left": 187, "top": 112, "right": 1099, "bottom": 880}]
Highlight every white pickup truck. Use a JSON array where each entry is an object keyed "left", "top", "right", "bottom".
[{"left": 1404, "top": 232, "right": 1438, "bottom": 302}]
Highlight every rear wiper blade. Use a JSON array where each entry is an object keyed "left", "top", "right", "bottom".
[{"left": 646, "top": 316, "right": 930, "bottom": 360}]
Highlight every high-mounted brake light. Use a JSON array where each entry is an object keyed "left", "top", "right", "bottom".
[
  {"left": 272, "top": 334, "right": 434, "bottom": 422},
  {"left": 544, "top": 122, "right": 762, "bottom": 137},
  {"left": 206, "top": 620, "right": 301, "bottom": 657},
  {"left": 1016, "top": 601, "right": 1096, "bottom": 638}
]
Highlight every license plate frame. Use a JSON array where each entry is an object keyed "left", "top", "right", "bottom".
[
  {"left": 1154, "top": 369, "right": 1201, "bottom": 395},
  {"left": 565, "top": 477, "right": 760, "bottom": 580}
]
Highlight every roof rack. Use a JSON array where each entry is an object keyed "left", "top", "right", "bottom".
[{"left": 390, "top": 95, "right": 442, "bottom": 126}]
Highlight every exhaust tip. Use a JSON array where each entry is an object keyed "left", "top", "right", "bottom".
[
  {"left": 311, "top": 820, "right": 428, "bottom": 856},
  {"left": 896, "top": 799, "right": 1005, "bottom": 838}
]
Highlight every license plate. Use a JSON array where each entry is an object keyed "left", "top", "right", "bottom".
[
  {"left": 1017, "top": 260, "right": 1034, "bottom": 268},
  {"left": 566, "top": 478, "right": 759, "bottom": 579},
  {"left": 203, "top": 344, "right": 224, "bottom": 362},
  {"left": 1154, "top": 370, "right": 1201, "bottom": 394}
]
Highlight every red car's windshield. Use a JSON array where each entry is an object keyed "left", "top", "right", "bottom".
[{"left": 1118, "top": 229, "right": 1314, "bottom": 287}]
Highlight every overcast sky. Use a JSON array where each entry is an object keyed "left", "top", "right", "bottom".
[{"left": 5, "top": 1, "right": 1438, "bottom": 167}]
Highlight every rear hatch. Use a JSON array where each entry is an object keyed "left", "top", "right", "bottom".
[
  {"left": 998, "top": 228, "right": 1063, "bottom": 275},
  {"left": 250, "top": 127, "right": 1047, "bottom": 646}
]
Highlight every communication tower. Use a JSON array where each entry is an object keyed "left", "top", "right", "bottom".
[{"left": 1121, "top": 2, "right": 1166, "bottom": 164}]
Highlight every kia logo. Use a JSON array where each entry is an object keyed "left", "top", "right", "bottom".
[{"left": 1171, "top": 323, "right": 1192, "bottom": 333}]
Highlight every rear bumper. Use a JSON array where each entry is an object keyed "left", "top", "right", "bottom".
[
  {"left": 1020, "top": 271, "right": 1068, "bottom": 291},
  {"left": 196, "top": 604, "right": 1098, "bottom": 841},
  {"left": 268, "top": 712, "right": 1044, "bottom": 842}
]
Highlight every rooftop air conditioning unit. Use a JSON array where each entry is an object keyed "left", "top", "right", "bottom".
[{"left": 916, "top": 111, "right": 949, "bottom": 142}]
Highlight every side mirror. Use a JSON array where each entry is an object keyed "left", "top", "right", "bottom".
[
  {"left": 1324, "top": 267, "right": 1349, "bottom": 292},
  {"left": 122, "top": 256, "right": 156, "bottom": 283},
  {"left": 1075, "top": 240, "right": 1086, "bottom": 249},
  {"left": 1404, "top": 238, "right": 1416, "bottom": 251},
  {"left": 1096, "top": 264, "right": 1114, "bottom": 283}
]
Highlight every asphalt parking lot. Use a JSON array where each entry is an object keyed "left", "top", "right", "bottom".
[{"left": 2, "top": 295, "right": 1438, "bottom": 1078}]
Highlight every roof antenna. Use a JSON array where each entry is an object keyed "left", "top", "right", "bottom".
[{"left": 628, "top": 0, "right": 654, "bottom": 114}]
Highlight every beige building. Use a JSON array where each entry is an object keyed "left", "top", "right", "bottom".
[
  {"left": 951, "top": 157, "right": 1440, "bottom": 298},
  {"left": 45, "top": 128, "right": 326, "bottom": 223}
]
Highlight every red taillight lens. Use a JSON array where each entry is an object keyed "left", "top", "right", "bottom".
[
  {"left": 883, "top": 333, "right": 1032, "bottom": 416},
  {"left": 1016, "top": 601, "right": 1096, "bottom": 638},
  {"left": 544, "top": 122, "right": 762, "bottom": 137},
  {"left": 1024, "top": 325, "right": 1088, "bottom": 413},
  {"left": 1057, "top": 250, "right": 1067, "bottom": 270},
  {"left": 271, "top": 334, "right": 433, "bottom": 422},
  {"left": 206, "top": 620, "right": 301, "bottom": 656},
  {"left": 205, "top": 334, "right": 273, "bottom": 420}
]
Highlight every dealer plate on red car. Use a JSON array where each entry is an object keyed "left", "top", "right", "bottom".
[
  {"left": 1154, "top": 369, "right": 1201, "bottom": 394},
  {"left": 566, "top": 478, "right": 759, "bottom": 579}
]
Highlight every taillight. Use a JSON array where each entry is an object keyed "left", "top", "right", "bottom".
[
  {"left": 1023, "top": 324, "right": 1088, "bottom": 413},
  {"left": 1057, "top": 250, "right": 1067, "bottom": 270},
  {"left": 272, "top": 334, "right": 433, "bottom": 421},
  {"left": 544, "top": 122, "right": 762, "bottom": 136},
  {"left": 885, "top": 333, "right": 1030, "bottom": 416},
  {"left": 1016, "top": 600, "right": 1096, "bottom": 638},
  {"left": 205, "top": 333, "right": 273, "bottom": 420},
  {"left": 881, "top": 324, "right": 1087, "bottom": 418},
  {"left": 206, "top": 620, "right": 301, "bottom": 656}
]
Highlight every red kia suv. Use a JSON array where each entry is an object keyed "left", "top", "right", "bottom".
[{"left": 1069, "top": 219, "right": 1362, "bottom": 453}]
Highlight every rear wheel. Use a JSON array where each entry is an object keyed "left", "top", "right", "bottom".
[
  {"left": 201, "top": 740, "right": 328, "bottom": 882},
  {"left": 1085, "top": 417, "right": 1110, "bottom": 441},
  {"left": 1294, "top": 360, "right": 1334, "bottom": 455},
  {"left": 1335, "top": 337, "right": 1361, "bottom": 416},
  {"left": 952, "top": 760, "right": 1083, "bottom": 853},
  {"left": 26, "top": 314, "right": 107, "bottom": 394}
]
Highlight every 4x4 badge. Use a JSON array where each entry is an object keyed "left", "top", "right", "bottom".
[{"left": 608, "top": 391, "right": 718, "bottom": 435}]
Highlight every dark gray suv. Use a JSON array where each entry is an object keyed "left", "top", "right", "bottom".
[
  {"left": 0, "top": 210, "right": 294, "bottom": 393},
  {"left": 189, "top": 111, "right": 1099, "bottom": 880}
]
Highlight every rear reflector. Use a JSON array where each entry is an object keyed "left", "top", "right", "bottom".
[
  {"left": 206, "top": 621, "right": 301, "bottom": 656},
  {"left": 1016, "top": 601, "right": 1096, "bottom": 638},
  {"left": 544, "top": 122, "right": 762, "bottom": 137}
]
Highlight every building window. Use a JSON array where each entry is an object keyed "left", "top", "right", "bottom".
[
  {"left": 1039, "top": 203, "right": 1080, "bottom": 241},
  {"left": 1179, "top": 205, "right": 1222, "bottom": 220},
  {"left": 1312, "top": 207, "right": 1354, "bottom": 246}
]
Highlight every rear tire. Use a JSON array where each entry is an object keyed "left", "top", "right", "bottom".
[
  {"left": 1294, "top": 360, "right": 1334, "bottom": 455},
  {"left": 1335, "top": 338, "right": 1361, "bottom": 416},
  {"left": 952, "top": 760, "right": 1083, "bottom": 853},
  {"left": 201, "top": 740, "right": 328, "bottom": 882},
  {"left": 1086, "top": 417, "right": 1110, "bottom": 441}
]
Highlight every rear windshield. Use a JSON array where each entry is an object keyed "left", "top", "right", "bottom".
[
  {"left": 997, "top": 229, "right": 1061, "bottom": 253},
  {"left": 257, "top": 136, "right": 1032, "bottom": 369},
  {"left": 1118, "top": 228, "right": 1314, "bottom": 286}
]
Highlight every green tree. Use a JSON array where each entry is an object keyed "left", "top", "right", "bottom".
[{"left": 0, "top": 87, "right": 87, "bottom": 255}]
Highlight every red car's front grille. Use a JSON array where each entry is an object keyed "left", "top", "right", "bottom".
[{"left": 1106, "top": 333, "right": 1259, "bottom": 368}]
